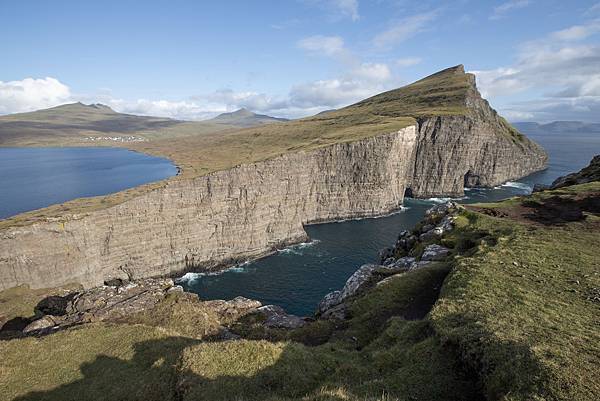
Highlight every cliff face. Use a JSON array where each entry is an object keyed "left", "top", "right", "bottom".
[
  {"left": 408, "top": 74, "right": 547, "bottom": 197},
  {"left": 0, "top": 128, "right": 417, "bottom": 290},
  {"left": 0, "top": 66, "right": 548, "bottom": 291}
]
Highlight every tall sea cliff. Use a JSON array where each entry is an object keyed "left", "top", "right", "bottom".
[{"left": 0, "top": 66, "right": 547, "bottom": 290}]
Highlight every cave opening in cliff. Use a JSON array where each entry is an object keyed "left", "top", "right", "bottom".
[
  {"left": 464, "top": 170, "right": 481, "bottom": 188},
  {"left": 404, "top": 188, "right": 414, "bottom": 198}
]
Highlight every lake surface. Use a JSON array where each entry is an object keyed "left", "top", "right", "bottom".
[
  {"left": 180, "top": 131, "right": 600, "bottom": 316},
  {"left": 0, "top": 147, "right": 177, "bottom": 219}
]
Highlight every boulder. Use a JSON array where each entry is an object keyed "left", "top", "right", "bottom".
[
  {"left": 318, "top": 264, "right": 380, "bottom": 316},
  {"left": 204, "top": 296, "right": 262, "bottom": 322},
  {"left": 419, "top": 227, "right": 444, "bottom": 242},
  {"left": 421, "top": 223, "right": 435, "bottom": 233},
  {"left": 22, "top": 315, "right": 59, "bottom": 334},
  {"left": 35, "top": 294, "right": 76, "bottom": 316},
  {"left": 256, "top": 305, "right": 305, "bottom": 329},
  {"left": 318, "top": 290, "right": 342, "bottom": 314},
  {"left": 393, "top": 256, "right": 417, "bottom": 269},
  {"left": 377, "top": 247, "right": 394, "bottom": 264},
  {"left": 438, "top": 215, "right": 455, "bottom": 232},
  {"left": 339, "top": 264, "right": 379, "bottom": 300},
  {"left": 425, "top": 201, "right": 458, "bottom": 218},
  {"left": 320, "top": 303, "right": 348, "bottom": 320},
  {"left": 421, "top": 244, "right": 451, "bottom": 261},
  {"left": 383, "top": 257, "right": 395, "bottom": 266}
]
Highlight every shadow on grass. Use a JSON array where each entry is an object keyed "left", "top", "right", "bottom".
[{"left": 10, "top": 335, "right": 355, "bottom": 401}]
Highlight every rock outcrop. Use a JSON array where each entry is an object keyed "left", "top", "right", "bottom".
[
  {"left": 550, "top": 155, "right": 600, "bottom": 189},
  {"left": 318, "top": 201, "right": 461, "bottom": 319},
  {"left": 0, "top": 66, "right": 547, "bottom": 291}
]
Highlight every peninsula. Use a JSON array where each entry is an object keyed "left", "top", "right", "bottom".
[{"left": 0, "top": 66, "right": 547, "bottom": 291}]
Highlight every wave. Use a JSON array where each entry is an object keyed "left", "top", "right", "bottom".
[
  {"left": 422, "top": 195, "right": 469, "bottom": 204},
  {"left": 498, "top": 181, "right": 533, "bottom": 191},
  {"left": 277, "top": 239, "right": 321, "bottom": 255},
  {"left": 176, "top": 262, "right": 250, "bottom": 284}
]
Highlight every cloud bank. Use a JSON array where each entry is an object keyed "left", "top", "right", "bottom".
[
  {"left": 474, "top": 19, "right": 600, "bottom": 122},
  {"left": 0, "top": 78, "right": 71, "bottom": 114}
]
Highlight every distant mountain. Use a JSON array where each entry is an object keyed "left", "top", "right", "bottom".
[
  {"left": 0, "top": 103, "right": 256, "bottom": 147},
  {"left": 513, "top": 121, "right": 600, "bottom": 134},
  {"left": 208, "top": 108, "right": 288, "bottom": 127}
]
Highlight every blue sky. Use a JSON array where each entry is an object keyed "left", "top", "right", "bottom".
[{"left": 1, "top": 0, "right": 599, "bottom": 121}]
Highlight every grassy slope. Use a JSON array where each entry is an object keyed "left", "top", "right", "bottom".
[
  {"left": 2, "top": 182, "right": 597, "bottom": 401},
  {"left": 0, "top": 66, "right": 476, "bottom": 227},
  {"left": 431, "top": 183, "right": 600, "bottom": 401}
]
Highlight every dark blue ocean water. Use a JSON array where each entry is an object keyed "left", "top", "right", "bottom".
[
  {"left": 0, "top": 147, "right": 177, "bottom": 219},
  {"left": 181, "top": 131, "right": 600, "bottom": 316}
]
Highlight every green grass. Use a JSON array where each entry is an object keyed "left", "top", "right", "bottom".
[
  {"left": 431, "top": 203, "right": 600, "bottom": 400},
  {"left": 0, "top": 323, "right": 200, "bottom": 401}
]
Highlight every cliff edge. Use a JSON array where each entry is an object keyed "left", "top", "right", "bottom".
[{"left": 0, "top": 66, "right": 547, "bottom": 290}]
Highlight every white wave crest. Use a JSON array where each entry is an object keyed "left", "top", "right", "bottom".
[
  {"left": 277, "top": 239, "right": 321, "bottom": 255},
  {"left": 176, "top": 262, "right": 250, "bottom": 283},
  {"left": 501, "top": 181, "right": 532, "bottom": 191},
  {"left": 424, "top": 195, "right": 469, "bottom": 203}
]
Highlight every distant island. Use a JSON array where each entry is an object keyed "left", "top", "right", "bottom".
[{"left": 513, "top": 121, "right": 600, "bottom": 134}]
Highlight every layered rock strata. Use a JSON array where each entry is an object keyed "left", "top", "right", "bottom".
[
  {"left": 1, "top": 128, "right": 417, "bottom": 290},
  {"left": 0, "top": 72, "right": 548, "bottom": 291}
]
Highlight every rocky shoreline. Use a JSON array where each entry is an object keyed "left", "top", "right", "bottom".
[{"left": 6, "top": 200, "right": 463, "bottom": 340}]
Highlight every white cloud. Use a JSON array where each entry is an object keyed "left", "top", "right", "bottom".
[
  {"left": 550, "top": 20, "right": 600, "bottom": 41},
  {"left": 289, "top": 62, "right": 393, "bottom": 108},
  {"left": 490, "top": 0, "right": 531, "bottom": 20},
  {"left": 396, "top": 57, "right": 422, "bottom": 67},
  {"left": 106, "top": 98, "right": 221, "bottom": 121},
  {"left": 297, "top": 35, "right": 347, "bottom": 58},
  {"left": 0, "top": 77, "right": 71, "bottom": 114},
  {"left": 472, "top": 67, "right": 526, "bottom": 98},
  {"left": 350, "top": 63, "right": 391, "bottom": 81},
  {"left": 474, "top": 20, "right": 600, "bottom": 121},
  {"left": 373, "top": 10, "right": 439, "bottom": 48}
]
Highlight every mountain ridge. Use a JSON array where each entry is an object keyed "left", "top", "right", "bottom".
[
  {"left": 208, "top": 108, "right": 288, "bottom": 127},
  {"left": 513, "top": 120, "right": 600, "bottom": 133}
]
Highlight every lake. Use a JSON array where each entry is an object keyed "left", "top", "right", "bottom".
[
  {"left": 0, "top": 147, "right": 177, "bottom": 219},
  {"left": 179, "top": 131, "right": 600, "bottom": 316}
]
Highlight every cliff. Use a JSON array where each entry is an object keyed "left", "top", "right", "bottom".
[
  {"left": 3, "top": 175, "right": 597, "bottom": 400},
  {"left": 0, "top": 66, "right": 547, "bottom": 290}
]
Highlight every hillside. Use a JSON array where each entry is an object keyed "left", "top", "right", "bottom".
[
  {"left": 208, "top": 108, "right": 288, "bottom": 127},
  {"left": 1, "top": 158, "right": 597, "bottom": 401}
]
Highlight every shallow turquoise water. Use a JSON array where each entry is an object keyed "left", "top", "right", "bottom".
[
  {"left": 180, "top": 131, "right": 600, "bottom": 316},
  {"left": 0, "top": 147, "right": 177, "bottom": 219}
]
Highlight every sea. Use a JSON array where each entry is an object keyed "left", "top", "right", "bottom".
[{"left": 179, "top": 131, "right": 600, "bottom": 316}]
